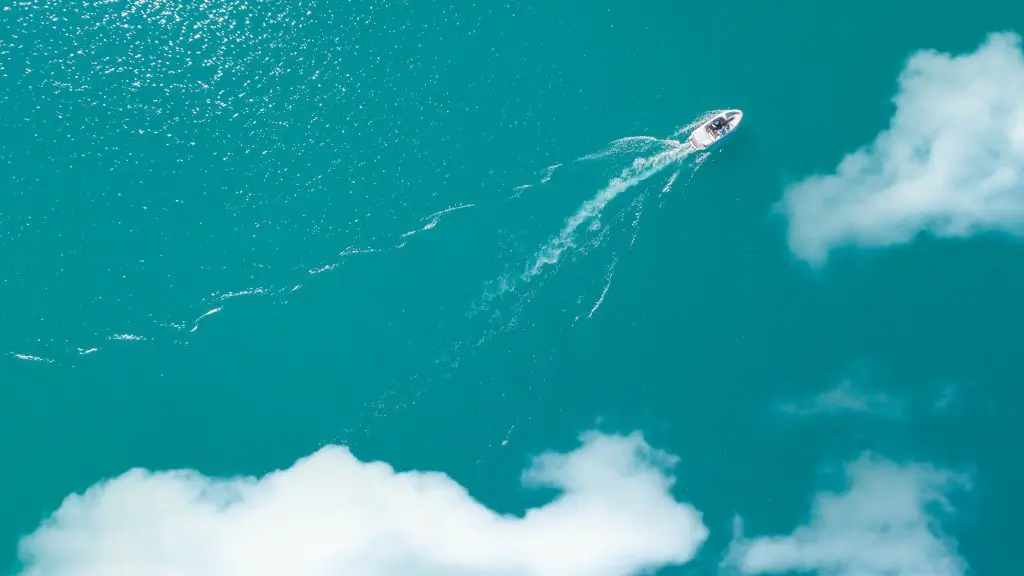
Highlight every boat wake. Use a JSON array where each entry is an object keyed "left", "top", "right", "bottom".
[
  {"left": 523, "top": 139, "right": 694, "bottom": 281},
  {"left": 476, "top": 134, "right": 700, "bottom": 317},
  {"left": 506, "top": 113, "right": 715, "bottom": 289},
  {"left": 453, "top": 115, "right": 724, "bottom": 366},
  {"left": 312, "top": 112, "right": 726, "bottom": 442}
]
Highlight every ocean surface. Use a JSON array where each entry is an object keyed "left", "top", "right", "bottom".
[{"left": 2, "top": 1, "right": 1022, "bottom": 574}]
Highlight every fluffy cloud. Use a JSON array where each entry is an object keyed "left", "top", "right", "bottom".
[
  {"left": 16, "top": 431, "right": 708, "bottom": 576},
  {"left": 722, "top": 453, "right": 969, "bottom": 576},
  {"left": 780, "top": 31, "right": 1024, "bottom": 265}
]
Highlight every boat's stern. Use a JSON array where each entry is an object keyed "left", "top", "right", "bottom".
[{"left": 687, "top": 129, "right": 713, "bottom": 150}]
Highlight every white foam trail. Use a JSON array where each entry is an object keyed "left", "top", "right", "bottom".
[
  {"left": 108, "top": 334, "right": 146, "bottom": 341},
  {"left": 190, "top": 307, "right": 222, "bottom": 332},
  {"left": 687, "top": 151, "right": 712, "bottom": 182},
  {"left": 401, "top": 203, "right": 475, "bottom": 238},
  {"left": 464, "top": 113, "right": 721, "bottom": 362},
  {"left": 627, "top": 190, "right": 652, "bottom": 251},
  {"left": 216, "top": 287, "right": 270, "bottom": 300},
  {"left": 526, "top": 141, "right": 693, "bottom": 279},
  {"left": 661, "top": 170, "right": 680, "bottom": 194},
  {"left": 588, "top": 257, "right": 617, "bottom": 318},
  {"left": 11, "top": 352, "right": 53, "bottom": 363},
  {"left": 308, "top": 263, "right": 338, "bottom": 275},
  {"left": 510, "top": 184, "right": 531, "bottom": 199},
  {"left": 660, "top": 150, "right": 712, "bottom": 209},
  {"left": 308, "top": 246, "right": 380, "bottom": 275},
  {"left": 422, "top": 203, "right": 475, "bottom": 222},
  {"left": 510, "top": 165, "right": 562, "bottom": 199},
  {"left": 539, "top": 164, "right": 560, "bottom": 183},
  {"left": 575, "top": 136, "right": 670, "bottom": 162},
  {"left": 401, "top": 220, "right": 439, "bottom": 238}
]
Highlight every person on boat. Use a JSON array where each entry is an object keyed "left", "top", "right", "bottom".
[{"left": 709, "top": 116, "right": 729, "bottom": 136}]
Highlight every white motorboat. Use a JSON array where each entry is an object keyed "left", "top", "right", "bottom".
[{"left": 686, "top": 109, "right": 743, "bottom": 151}]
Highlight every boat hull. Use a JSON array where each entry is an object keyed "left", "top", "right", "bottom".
[{"left": 687, "top": 109, "right": 743, "bottom": 151}]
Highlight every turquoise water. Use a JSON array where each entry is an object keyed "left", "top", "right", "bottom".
[{"left": 2, "top": 0, "right": 1022, "bottom": 574}]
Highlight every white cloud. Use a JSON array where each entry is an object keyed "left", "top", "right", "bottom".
[
  {"left": 780, "top": 31, "right": 1024, "bottom": 265},
  {"left": 722, "top": 453, "right": 969, "bottom": 576},
  {"left": 779, "top": 380, "right": 902, "bottom": 417},
  {"left": 16, "top": 431, "right": 708, "bottom": 576}
]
